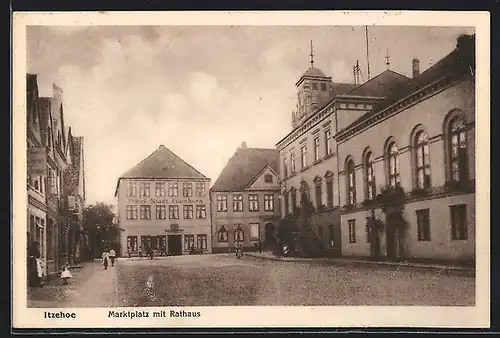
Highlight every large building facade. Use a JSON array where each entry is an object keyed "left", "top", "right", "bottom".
[
  {"left": 115, "top": 145, "right": 211, "bottom": 256},
  {"left": 276, "top": 34, "right": 475, "bottom": 262},
  {"left": 210, "top": 143, "right": 280, "bottom": 253}
]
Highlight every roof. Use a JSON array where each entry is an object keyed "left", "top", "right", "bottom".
[
  {"left": 338, "top": 34, "right": 475, "bottom": 136},
  {"left": 331, "top": 83, "right": 358, "bottom": 96},
  {"left": 211, "top": 146, "right": 279, "bottom": 192},
  {"left": 118, "top": 145, "right": 208, "bottom": 180},
  {"left": 302, "top": 66, "right": 328, "bottom": 78},
  {"left": 342, "top": 70, "right": 410, "bottom": 98}
]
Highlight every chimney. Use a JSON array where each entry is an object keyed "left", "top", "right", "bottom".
[
  {"left": 240, "top": 141, "right": 247, "bottom": 149},
  {"left": 412, "top": 58, "right": 420, "bottom": 78}
]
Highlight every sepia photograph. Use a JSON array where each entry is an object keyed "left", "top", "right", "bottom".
[{"left": 13, "top": 11, "right": 490, "bottom": 329}]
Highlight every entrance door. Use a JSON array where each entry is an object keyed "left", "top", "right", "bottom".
[
  {"left": 386, "top": 212, "right": 398, "bottom": 261},
  {"left": 168, "top": 235, "right": 182, "bottom": 256},
  {"left": 264, "top": 223, "right": 276, "bottom": 247}
]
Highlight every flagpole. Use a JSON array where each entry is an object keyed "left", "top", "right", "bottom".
[{"left": 365, "top": 25, "right": 371, "bottom": 81}]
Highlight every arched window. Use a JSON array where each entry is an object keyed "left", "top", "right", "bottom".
[
  {"left": 364, "top": 151, "right": 376, "bottom": 199},
  {"left": 449, "top": 117, "right": 468, "bottom": 182},
  {"left": 387, "top": 142, "right": 400, "bottom": 187},
  {"left": 218, "top": 225, "right": 228, "bottom": 242},
  {"left": 346, "top": 159, "right": 356, "bottom": 205},
  {"left": 415, "top": 130, "right": 431, "bottom": 189},
  {"left": 234, "top": 225, "right": 244, "bottom": 243}
]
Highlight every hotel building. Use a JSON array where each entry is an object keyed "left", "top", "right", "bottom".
[
  {"left": 115, "top": 145, "right": 211, "bottom": 256},
  {"left": 210, "top": 142, "right": 280, "bottom": 253}
]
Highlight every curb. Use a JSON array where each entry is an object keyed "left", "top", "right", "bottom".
[{"left": 245, "top": 253, "right": 475, "bottom": 273}]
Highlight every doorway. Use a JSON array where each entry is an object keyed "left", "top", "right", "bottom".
[
  {"left": 168, "top": 235, "right": 182, "bottom": 255},
  {"left": 264, "top": 222, "right": 276, "bottom": 247}
]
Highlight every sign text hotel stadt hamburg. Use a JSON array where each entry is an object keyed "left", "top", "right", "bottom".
[{"left": 127, "top": 198, "right": 206, "bottom": 205}]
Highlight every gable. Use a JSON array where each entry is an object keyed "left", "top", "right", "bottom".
[{"left": 246, "top": 165, "right": 280, "bottom": 191}]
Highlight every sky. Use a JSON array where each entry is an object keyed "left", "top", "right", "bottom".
[{"left": 26, "top": 25, "right": 475, "bottom": 206}]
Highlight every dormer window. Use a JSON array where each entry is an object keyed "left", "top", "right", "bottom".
[
  {"left": 320, "top": 83, "right": 327, "bottom": 91},
  {"left": 312, "top": 82, "right": 318, "bottom": 90},
  {"left": 264, "top": 174, "right": 273, "bottom": 183}
]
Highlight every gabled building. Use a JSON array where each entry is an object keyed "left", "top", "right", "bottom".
[
  {"left": 63, "top": 129, "right": 88, "bottom": 263},
  {"left": 210, "top": 142, "right": 280, "bottom": 253},
  {"left": 115, "top": 145, "right": 211, "bottom": 256}
]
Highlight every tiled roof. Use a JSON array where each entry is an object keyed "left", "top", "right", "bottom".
[
  {"left": 302, "top": 66, "right": 328, "bottom": 78},
  {"left": 211, "top": 146, "right": 279, "bottom": 192},
  {"left": 342, "top": 70, "right": 410, "bottom": 98},
  {"left": 338, "top": 34, "right": 475, "bottom": 136},
  {"left": 119, "top": 145, "right": 208, "bottom": 180}
]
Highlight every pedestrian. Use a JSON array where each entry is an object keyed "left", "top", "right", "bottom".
[
  {"left": 190, "top": 244, "right": 195, "bottom": 255},
  {"left": 139, "top": 246, "right": 143, "bottom": 259},
  {"left": 160, "top": 244, "right": 166, "bottom": 257},
  {"left": 101, "top": 250, "right": 109, "bottom": 270},
  {"left": 27, "top": 241, "right": 43, "bottom": 287},
  {"left": 258, "top": 240, "right": 262, "bottom": 253},
  {"left": 148, "top": 246, "right": 154, "bottom": 260},
  {"left": 60, "top": 263, "right": 72, "bottom": 285},
  {"left": 127, "top": 247, "right": 131, "bottom": 259},
  {"left": 109, "top": 248, "right": 116, "bottom": 267}
]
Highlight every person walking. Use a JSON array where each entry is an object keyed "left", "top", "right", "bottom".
[
  {"left": 109, "top": 248, "right": 116, "bottom": 267},
  {"left": 101, "top": 250, "right": 110, "bottom": 270},
  {"left": 27, "top": 241, "right": 42, "bottom": 287},
  {"left": 60, "top": 263, "right": 72, "bottom": 285},
  {"left": 127, "top": 246, "right": 131, "bottom": 259},
  {"left": 138, "top": 246, "right": 143, "bottom": 259},
  {"left": 147, "top": 246, "right": 154, "bottom": 260}
]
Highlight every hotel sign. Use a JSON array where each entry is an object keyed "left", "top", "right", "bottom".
[
  {"left": 127, "top": 198, "right": 205, "bottom": 205},
  {"left": 28, "top": 147, "right": 47, "bottom": 176}
]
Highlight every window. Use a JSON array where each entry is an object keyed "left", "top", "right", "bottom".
[
  {"left": 320, "top": 83, "right": 327, "bottom": 91},
  {"left": 326, "top": 178, "right": 334, "bottom": 208},
  {"left": 184, "top": 235, "right": 195, "bottom": 250},
  {"left": 197, "top": 234, "right": 207, "bottom": 250},
  {"left": 329, "top": 225, "right": 335, "bottom": 247},
  {"left": 264, "top": 194, "right": 274, "bottom": 211},
  {"left": 155, "top": 182, "right": 166, "bottom": 197},
  {"left": 317, "top": 226, "right": 323, "bottom": 239},
  {"left": 141, "top": 236, "right": 152, "bottom": 250},
  {"left": 416, "top": 209, "right": 431, "bottom": 241},
  {"left": 365, "top": 151, "right": 376, "bottom": 200},
  {"left": 301, "top": 145, "right": 307, "bottom": 169},
  {"left": 127, "top": 181, "right": 137, "bottom": 197},
  {"left": 312, "top": 82, "right": 318, "bottom": 90},
  {"left": 315, "top": 180, "right": 322, "bottom": 208},
  {"left": 249, "top": 194, "right": 259, "bottom": 211},
  {"left": 283, "top": 157, "right": 288, "bottom": 178},
  {"left": 387, "top": 142, "right": 400, "bottom": 187},
  {"left": 139, "top": 205, "right": 151, "bottom": 219},
  {"left": 156, "top": 205, "right": 167, "bottom": 219},
  {"left": 157, "top": 235, "right": 166, "bottom": 250},
  {"left": 217, "top": 195, "right": 228, "bottom": 212},
  {"left": 233, "top": 194, "right": 243, "bottom": 212},
  {"left": 183, "top": 183, "right": 193, "bottom": 197},
  {"left": 196, "top": 205, "right": 206, "bottom": 219},
  {"left": 168, "top": 182, "right": 178, "bottom": 197},
  {"left": 415, "top": 131, "right": 431, "bottom": 189},
  {"left": 250, "top": 223, "right": 260, "bottom": 241},
  {"left": 195, "top": 182, "right": 206, "bottom": 197},
  {"left": 325, "top": 130, "right": 332, "bottom": 156},
  {"left": 450, "top": 204, "right": 467, "bottom": 240},
  {"left": 183, "top": 205, "right": 194, "bottom": 219},
  {"left": 290, "top": 152, "right": 296, "bottom": 174},
  {"left": 218, "top": 226, "right": 228, "bottom": 242},
  {"left": 346, "top": 159, "right": 356, "bottom": 205},
  {"left": 283, "top": 191, "right": 289, "bottom": 216},
  {"left": 234, "top": 225, "right": 244, "bottom": 242},
  {"left": 264, "top": 174, "right": 273, "bottom": 183},
  {"left": 169, "top": 205, "right": 179, "bottom": 219},
  {"left": 449, "top": 117, "right": 468, "bottom": 183},
  {"left": 127, "top": 236, "right": 138, "bottom": 251},
  {"left": 348, "top": 219, "right": 356, "bottom": 243},
  {"left": 314, "top": 137, "right": 320, "bottom": 162},
  {"left": 139, "top": 182, "right": 150, "bottom": 197},
  {"left": 126, "top": 205, "right": 138, "bottom": 219}
]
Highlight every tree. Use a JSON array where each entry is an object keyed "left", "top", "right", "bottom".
[{"left": 83, "top": 202, "right": 117, "bottom": 257}]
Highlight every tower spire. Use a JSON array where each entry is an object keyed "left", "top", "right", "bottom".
[
  {"left": 309, "top": 40, "right": 314, "bottom": 67},
  {"left": 385, "top": 48, "right": 391, "bottom": 69}
]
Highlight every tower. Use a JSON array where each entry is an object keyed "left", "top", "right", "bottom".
[{"left": 292, "top": 41, "right": 333, "bottom": 129}]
